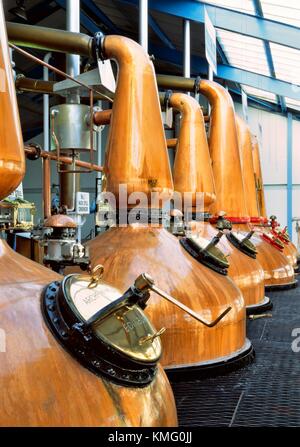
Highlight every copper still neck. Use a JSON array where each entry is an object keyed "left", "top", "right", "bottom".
[
  {"left": 199, "top": 80, "right": 249, "bottom": 221},
  {"left": 169, "top": 92, "right": 216, "bottom": 214},
  {"left": 101, "top": 35, "right": 173, "bottom": 210},
  {"left": 251, "top": 134, "right": 267, "bottom": 219},
  {"left": 235, "top": 115, "right": 260, "bottom": 218},
  {"left": 0, "top": 5, "right": 25, "bottom": 201}
]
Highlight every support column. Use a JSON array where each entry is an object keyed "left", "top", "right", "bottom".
[{"left": 287, "top": 112, "right": 293, "bottom": 238}]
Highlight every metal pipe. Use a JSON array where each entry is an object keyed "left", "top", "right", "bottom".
[
  {"left": 183, "top": 20, "right": 190, "bottom": 79},
  {"left": 24, "top": 146, "right": 103, "bottom": 172},
  {"left": 166, "top": 138, "right": 178, "bottom": 149},
  {"left": 43, "top": 53, "right": 52, "bottom": 152},
  {"left": 139, "top": 0, "right": 148, "bottom": 52},
  {"left": 43, "top": 52, "right": 52, "bottom": 219},
  {"left": 66, "top": 0, "right": 80, "bottom": 79},
  {"left": 15, "top": 77, "right": 54, "bottom": 94},
  {"left": 43, "top": 158, "right": 51, "bottom": 219},
  {"left": 6, "top": 22, "right": 93, "bottom": 57},
  {"left": 156, "top": 74, "right": 195, "bottom": 92},
  {"left": 61, "top": 0, "right": 81, "bottom": 211},
  {"left": 93, "top": 109, "right": 112, "bottom": 126},
  {"left": 96, "top": 101, "right": 103, "bottom": 180}
]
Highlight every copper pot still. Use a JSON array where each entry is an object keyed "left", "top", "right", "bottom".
[
  {"left": 235, "top": 114, "right": 298, "bottom": 281},
  {"left": 0, "top": 5, "right": 177, "bottom": 426},
  {"left": 250, "top": 132, "right": 299, "bottom": 271},
  {"left": 199, "top": 79, "right": 295, "bottom": 290},
  {"left": 85, "top": 35, "right": 252, "bottom": 374},
  {"left": 169, "top": 92, "right": 269, "bottom": 312}
]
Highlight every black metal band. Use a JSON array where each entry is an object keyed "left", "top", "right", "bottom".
[
  {"left": 27, "top": 143, "right": 42, "bottom": 160},
  {"left": 180, "top": 237, "right": 228, "bottom": 275},
  {"left": 226, "top": 233, "right": 257, "bottom": 259},
  {"left": 194, "top": 75, "right": 202, "bottom": 95},
  {"left": 42, "top": 281, "right": 157, "bottom": 387},
  {"left": 93, "top": 31, "right": 106, "bottom": 61}
]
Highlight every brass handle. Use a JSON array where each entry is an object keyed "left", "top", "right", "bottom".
[
  {"left": 134, "top": 273, "right": 232, "bottom": 328},
  {"left": 87, "top": 264, "right": 104, "bottom": 289},
  {"left": 248, "top": 313, "right": 272, "bottom": 320},
  {"left": 139, "top": 327, "right": 166, "bottom": 345}
]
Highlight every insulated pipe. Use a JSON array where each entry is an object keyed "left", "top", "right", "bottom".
[
  {"left": 43, "top": 53, "right": 52, "bottom": 152},
  {"left": 66, "top": 0, "right": 80, "bottom": 80},
  {"left": 60, "top": 0, "right": 81, "bottom": 211},
  {"left": 139, "top": 0, "right": 148, "bottom": 52},
  {"left": 6, "top": 22, "right": 93, "bottom": 57},
  {"left": 183, "top": 20, "right": 191, "bottom": 79}
]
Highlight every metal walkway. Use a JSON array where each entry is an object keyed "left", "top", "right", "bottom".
[{"left": 171, "top": 287, "right": 300, "bottom": 427}]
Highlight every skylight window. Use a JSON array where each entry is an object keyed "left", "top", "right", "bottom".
[
  {"left": 260, "top": 0, "right": 300, "bottom": 28},
  {"left": 202, "top": 0, "right": 255, "bottom": 15},
  {"left": 217, "top": 29, "right": 270, "bottom": 76},
  {"left": 243, "top": 86, "right": 277, "bottom": 103},
  {"left": 270, "top": 43, "right": 300, "bottom": 88}
]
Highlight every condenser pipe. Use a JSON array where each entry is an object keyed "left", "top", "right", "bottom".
[{"left": 6, "top": 22, "right": 93, "bottom": 57}]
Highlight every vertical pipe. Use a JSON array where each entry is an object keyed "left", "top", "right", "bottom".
[
  {"left": 60, "top": 0, "right": 81, "bottom": 211},
  {"left": 183, "top": 20, "right": 190, "bottom": 79},
  {"left": 66, "top": 0, "right": 80, "bottom": 79},
  {"left": 43, "top": 54, "right": 51, "bottom": 219},
  {"left": 139, "top": 0, "right": 148, "bottom": 52},
  {"left": 97, "top": 101, "right": 102, "bottom": 180},
  {"left": 43, "top": 53, "right": 51, "bottom": 152},
  {"left": 43, "top": 158, "right": 51, "bottom": 219},
  {"left": 287, "top": 112, "right": 293, "bottom": 239}
]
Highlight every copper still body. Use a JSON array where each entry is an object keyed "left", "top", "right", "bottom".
[
  {"left": 199, "top": 80, "right": 295, "bottom": 290},
  {"left": 235, "top": 115, "right": 298, "bottom": 279},
  {"left": 169, "top": 92, "right": 268, "bottom": 312},
  {"left": 0, "top": 9, "right": 177, "bottom": 426},
  {"left": 251, "top": 132, "right": 299, "bottom": 271},
  {"left": 86, "top": 35, "right": 252, "bottom": 373}
]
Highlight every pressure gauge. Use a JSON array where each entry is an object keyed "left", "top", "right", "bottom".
[{"left": 43, "top": 268, "right": 162, "bottom": 386}]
